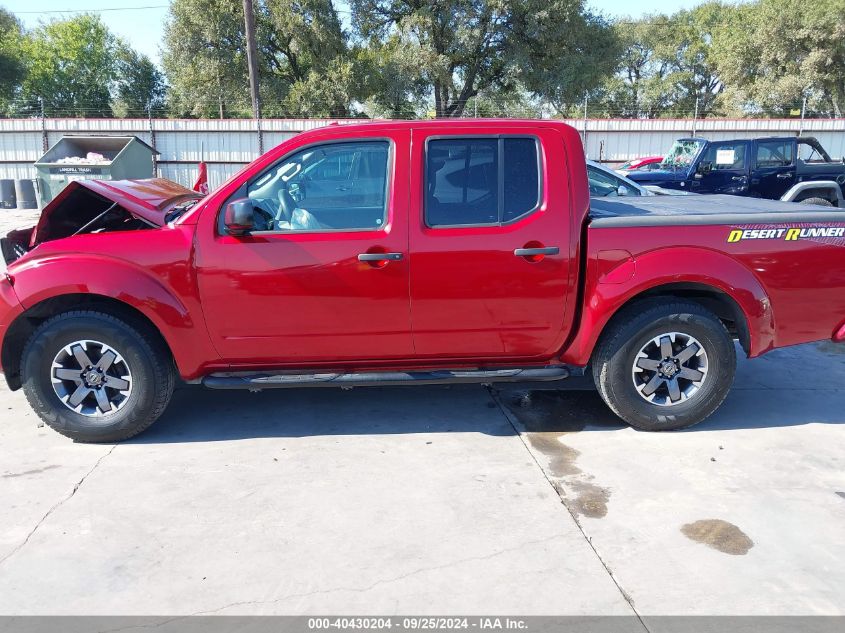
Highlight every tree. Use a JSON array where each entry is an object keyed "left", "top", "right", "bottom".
[
  {"left": 19, "top": 14, "right": 118, "bottom": 117},
  {"left": 589, "top": 17, "right": 675, "bottom": 117},
  {"left": 163, "top": 0, "right": 250, "bottom": 117},
  {"left": 350, "top": 0, "right": 617, "bottom": 118},
  {"left": 356, "top": 34, "right": 429, "bottom": 118},
  {"left": 712, "top": 0, "right": 845, "bottom": 116},
  {"left": 0, "top": 9, "right": 27, "bottom": 115},
  {"left": 113, "top": 46, "right": 168, "bottom": 116},
  {"left": 260, "top": 0, "right": 357, "bottom": 116},
  {"left": 163, "top": 0, "right": 357, "bottom": 117},
  {"left": 664, "top": 2, "right": 726, "bottom": 117},
  {"left": 590, "top": 4, "right": 728, "bottom": 119}
]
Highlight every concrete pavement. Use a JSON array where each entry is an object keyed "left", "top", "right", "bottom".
[{"left": 0, "top": 342, "right": 843, "bottom": 617}]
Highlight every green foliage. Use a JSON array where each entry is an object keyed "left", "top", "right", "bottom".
[
  {"left": 113, "top": 46, "right": 168, "bottom": 116},
  {"left": 355, "top": 35, "right": 429, "bottom": 118},
  {"left": 350, "top": 0, "right": 617, "bottom": 118},
  {"left": 163, "top": 0, "right": 355, "bottom": 117},
  {"left": 163, "top": 0, "right": 250, "bottom": 117},
  {"left": 712, "top": 0, "right": 845, "bottom": 116},
  {"left": 0, "top": 8, "right": 26, "bottom": 115},
  {"left": 590, "top": 3, "right": 727, "bottom": 118},
  {"left": 0, "top": 0, "right": 843, "bottom": 120},
  {"left": 19, "top": 14, "right": 118, "bottom": 117}
]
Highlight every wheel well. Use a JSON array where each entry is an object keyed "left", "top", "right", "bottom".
[
  {"left": 607, "top": 284, "right": 750, "bottom": 355},
  {"left": 795, "top": 188, "right": 837, "bottom": 204},
  {"left": 1, "top": 293, "right": 173, "bottom": 391}
]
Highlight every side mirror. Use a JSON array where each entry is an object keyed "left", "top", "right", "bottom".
[
  {"left": 617, "top": 185, "right": 629, "bottom": 197},
  {"left": 224, "top": 198, "right": 255, "bottom": 235},
  {"left": 697, "top": 161, "right": 713, "bottom": 176}
]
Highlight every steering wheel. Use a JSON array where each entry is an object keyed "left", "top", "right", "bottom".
[
  {"left": 251, "top": 199, "right": 277, "bottom": 231},
  {"left": 277, "top": 187, "right": 296, "bottom": 224}
]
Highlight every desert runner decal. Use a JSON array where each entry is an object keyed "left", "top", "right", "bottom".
[{"left": 728, "top": 225, "right": 845, "bottom": 243}]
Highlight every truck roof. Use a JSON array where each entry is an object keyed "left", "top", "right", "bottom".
[
  {"left": 318, "top": 118, "right": 576, "bottom": 133},
  {"left": 677, "top": 136, "right": 817, "bottom": 143}
]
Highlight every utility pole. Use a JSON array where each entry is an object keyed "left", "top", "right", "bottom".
[
  {"left": 242, "top": 0, "right": 261, "bottom": 121},
  {"left": 582, "top": 95, "right": 589, "bottom": 157},
  {"left": 39, "top": 97, "right": 47, "bottom": 153},
  {"left": 692, "top": 97, "right": 700, "bottom": 137},
  {"left": 799, "top": 96, "right": 807, "bottom": 136},
  {"left": 148, "top": 102, "right": 158, "bottom": 177}
]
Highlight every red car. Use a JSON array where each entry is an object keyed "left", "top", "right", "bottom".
[
  {"left": 2, "top": 119, "right": 845, "bottom": 442},
  {"left": 615, "top": 155, "right": 664, "bottom": 175}
]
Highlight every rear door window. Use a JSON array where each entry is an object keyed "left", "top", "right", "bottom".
[
  {"left": 425, "top": 136, "right": 540, "bottom": 227},
  {"left": 756, "top": 140, "right": 794, "bottom": 167}
]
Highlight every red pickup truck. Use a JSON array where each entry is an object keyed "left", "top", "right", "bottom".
[{"left": 3, "top": 120, "right": 845, "bottom": 442}]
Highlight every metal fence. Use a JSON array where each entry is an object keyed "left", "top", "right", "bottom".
[{"left": 1, "top": 117, "right": 844, "bottom": 193}]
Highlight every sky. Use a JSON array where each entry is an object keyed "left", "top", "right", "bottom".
[{"left": 4, "top": 0, "right": 706, "bottom": 65}]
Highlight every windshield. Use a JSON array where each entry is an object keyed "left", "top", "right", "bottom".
[{"left": 661, "top": 139, "right": 705, "bottom": 170}]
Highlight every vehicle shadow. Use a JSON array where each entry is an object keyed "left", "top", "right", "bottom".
[
  {"left": 131, "top": 380, "right": 845, "bottom": 444},
  {"left": 133, "top": 384, "right": 510, "bottom": 444},
  {"left": 131, "top": 343, "right": 845, "bottom": 444},
  {"left": 131, "top": 381, "right": 627, "bottom": 444}
]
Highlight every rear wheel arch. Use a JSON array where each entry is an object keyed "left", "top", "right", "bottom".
[
  {"left": 591, "top": 298, "right": 737, "bottom": 431},
  {"left": 613, "top": 283, "right": 751, "bottom": 355},
  {"left": 2, "top": 293, "right": 175, "bottom": 391},
  {"left": 792, "top": 186, "right": 840, "bottom": 206}
]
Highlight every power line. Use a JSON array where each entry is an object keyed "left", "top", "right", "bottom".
[{"left": 12, "top": 4, "right": 168, "bottom": 14}]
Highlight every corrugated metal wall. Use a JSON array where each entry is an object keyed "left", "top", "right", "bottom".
[{"left": 1, "top": 117, "right": 843, "bottom": 192}]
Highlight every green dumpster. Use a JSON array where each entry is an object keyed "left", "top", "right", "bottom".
[{"left": 34, "top": 135, "right": 158, "bottom": 204}]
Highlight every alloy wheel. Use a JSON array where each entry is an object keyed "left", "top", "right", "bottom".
[
  {"left": 50, "top": 340, "right": 133, "bottom": 418},
  {"left": 631, "top": 332, "right": 708, "bottom": 406}
]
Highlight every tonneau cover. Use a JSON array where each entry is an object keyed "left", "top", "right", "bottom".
[{"left": 590, "top": 194, "right": 845, "bottom": 227}]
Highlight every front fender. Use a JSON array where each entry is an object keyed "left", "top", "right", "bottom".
[
  {"left": 560, "top": 246, "right": 775, "bottom": 366},
  {"left": 7, "top": 254, "right": 217, "bottom": 379}
]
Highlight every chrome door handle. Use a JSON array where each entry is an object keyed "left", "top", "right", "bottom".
[
  {"left": 776, "top": 173, "right": 793, "bottom": 179},
  {"left": 358, "top": 252, "right": 404, "bottom": 262},
  {"left": 514, "top": 247, "right": 559, "bottom": 257}
]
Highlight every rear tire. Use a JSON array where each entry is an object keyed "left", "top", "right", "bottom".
[
  {"left": 21, "top": 311, "right": 175, "bottom": 442},
  {"left": 592, "top": 299, "right": 735, "bottom": 431},
  {"left": 798, "top": 197, "right": 834, "bottom": 207}
]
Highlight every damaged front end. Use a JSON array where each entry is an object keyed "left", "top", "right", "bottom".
[{"left": 1, "top": 178, "right": 202, "bottom": 268}]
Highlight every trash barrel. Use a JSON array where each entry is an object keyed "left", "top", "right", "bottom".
[
  {"left": 0, "top": 179, "right": 16, "bottom": 209},
  {"left": 14, "top": 179, "right": 37, "bottom": 209},
  {"left": 34, "top": 135, "right": 158, "bottom": 204}
]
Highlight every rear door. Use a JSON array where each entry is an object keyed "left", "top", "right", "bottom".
[
  {"left": 752, "top": 139, "right": 796, "bottom": 199},
  {"left": 408, "top": 127, "right": 573, "bottom": 360},
  {"left": 694, "top": 141, "right": 750, "bottom": 194}
]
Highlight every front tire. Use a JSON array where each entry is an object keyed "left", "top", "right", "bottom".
[
  {"left": 21, "top": 311, "right": 175, "bottom": 442},
  {"left": 592, "top": 300, "right": 736, "bottom": 431}
]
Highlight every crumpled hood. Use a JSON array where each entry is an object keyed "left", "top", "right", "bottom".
[{"left": 33, "top": 178, "right": 202, "bottom": 241}]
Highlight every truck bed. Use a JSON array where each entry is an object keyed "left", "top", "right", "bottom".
[{"left": 590, "top": 194, "right": 844, "bottom": 227}]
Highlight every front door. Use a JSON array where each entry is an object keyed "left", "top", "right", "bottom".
[
  {"left": 196, "top": 129, "right": 413, "bottom": 366},
  {"left": 693, "top": 141, "right": 750, "bottom": 194},
  {"left": 408, "top": 128, "right": 574, "bottom": 360}
]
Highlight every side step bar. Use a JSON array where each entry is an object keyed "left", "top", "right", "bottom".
[{"left": 202, "top": 366, "right": 570, "bottom": 390}]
